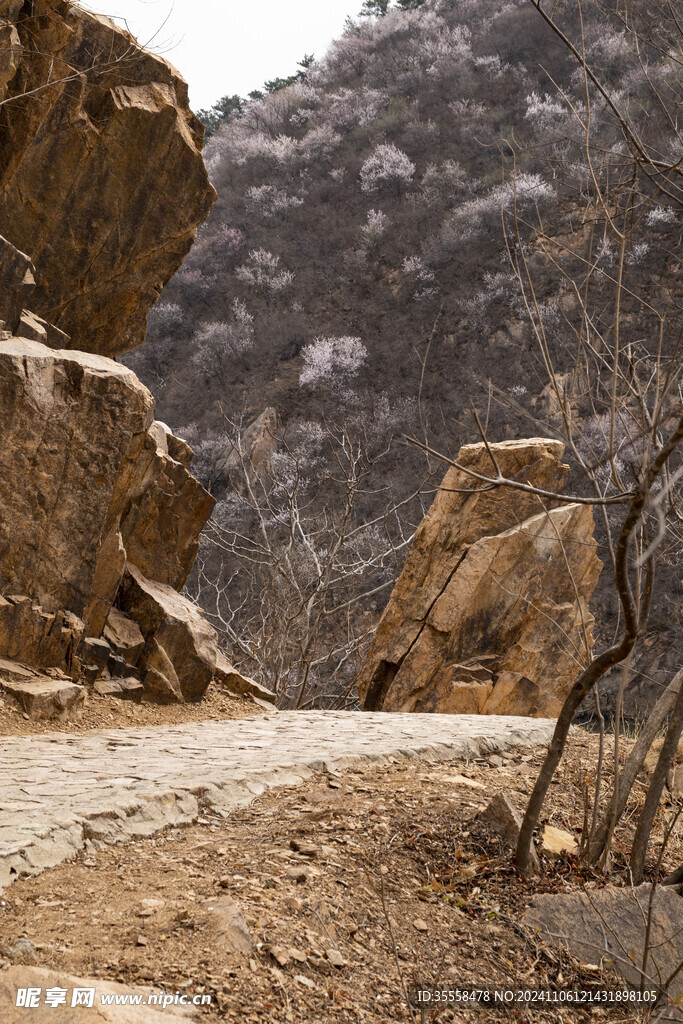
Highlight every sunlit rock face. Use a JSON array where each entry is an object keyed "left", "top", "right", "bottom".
[
  {"left": 357, "top": 439, "right": 602, "bottom": 718},
  {"left": 0, "top": 0, "right": 216, "bottom": 358},
  {"left": 0, "top": 10, "right": 272, "bottom": 706}
]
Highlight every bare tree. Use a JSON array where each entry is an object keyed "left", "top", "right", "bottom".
[
  {"left": 188, "top": 417, "right": 425, "bottom": 709},
  {"left": 409, "top": 0, "right": 682, "bottom": 876}
]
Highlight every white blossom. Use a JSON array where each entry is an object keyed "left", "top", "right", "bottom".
[
  {"left": 361, "top": 208, "right": 390, "bottom": 244},
  {"left": 236, "top": 249, "right": 295, "bottom": 293},
  {"left": 360, "top": 144, "right": 415, "bottom": 193},
  {"left": 299, "top": 336, "right": 368, "bottom": 388},
  {"left": 245, "top": 184, "right": 304, "bottom": 217}
]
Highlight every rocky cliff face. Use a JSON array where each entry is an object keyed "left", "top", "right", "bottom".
[
  {"left": 0, "top": 0, "right": 215, "bottom": 358},
  {"left": 0, "top": 4, "right": 274, "bottom": 714},
  {"left": 357, "top": 440, "right": 602, "bottom": 717}
]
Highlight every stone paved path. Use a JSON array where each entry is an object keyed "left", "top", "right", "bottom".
[{"left": 0, "top": 711, "right": 553, "bottom": 891}]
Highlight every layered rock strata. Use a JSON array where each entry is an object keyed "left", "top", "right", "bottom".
[
  {"left": 0, "top": 0, "right": 216, "bottom": 358},
  {"left": 357, "top": 439, "right": 602, "bottom": 717},
  {"left": 0, "top": 329, "right": 271, "bottom": 708}
]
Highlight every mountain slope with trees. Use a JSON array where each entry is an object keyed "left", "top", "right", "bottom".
[{"left": 124, "top": 0, "right": 681, "bottom": 715}]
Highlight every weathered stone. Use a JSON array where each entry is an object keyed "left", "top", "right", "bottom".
[
  {"left": 103, "top": 608, "right": 145, "bottom": 665},
  {"left": 81, "top": 637, "right": 111, "bottom": 673},
  {"left": 5, "top": 937, "right": 37, "bottom": 962},
  {"left": 80, "top": 663, "right": 100, "bottom": 685},
  {"left": 290, "top": 839, "right": 318, "bottom": 857},
  {"left": 326, "top": 949, "right": 347, "bottom": 968},
  {"left": 93, "top": 678, "right": 123, "bottom": 697},
  {"left": 541, "top": 824, "right": 579, "bottom": 857},
  {"left": 119, "top": 422, "right": 215, "bottom": 590},
  {"left": 214, "top": 651, "right": 277, "bottom": 704},
  {"left": 482, "top": 671, "right": 562, "bottom": 718},
  {"left": 286, "top": 865, "right": 311, "bottom": 884},
  {"left": 1, "top": 966, "right": 200, "bottom": 1021},
  {"left": 206, "top": 895, "right": 252, "bottom": 953},
  {"left": 118, "top": 678, "right": 144, "bottom": 701},
  {"left": 477, "top": 793, "right": 524, "bottom": 846},
  {"left": 93, "top": 677, "right": 143, "bottom": 701},
  {"left": 0, "top": 340, "right": 214, "bottom": 643},
  {"left": 1, "top": 675, "right": 85, "bottom": 719},
  {"left": 0, "top": 234, "right": 34, "bottom": 333},
  {"left": 358, "top": 439, "right": 601, "bottom": 717},
  {"left": 212, "top": 407, "right": 279, "bottom": 492},
  {"left": 16, "top": 308, "right": 70, "bottom": 348},
  {"left": 0, "top": 595, "right": 85, "bottom": 677},
  {"left": 0, "top": 656, "right": 37, "bottom": 683},
  {"left": 0, "top": 1, "right": 216, "bottom": 358},
  {"left": 477, "top": 792, "right": 541, "bottom": 870},
  {"left": 525, "top": 885, "right": 683, "bottom": 1007},
  {"left": 156, "top": 421, "right": 194, "bottom": 469},
  {"left": 107, "top": 653, "right": 132, "bottom": 679},
  {"left": 0, "top": 339, "right": 154, "bottom": 632},
  {"left": 117, "top": 564, "right": 218, "bottom": 702}
]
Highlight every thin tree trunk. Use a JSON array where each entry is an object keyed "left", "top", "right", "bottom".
[
  {"left": 600, "top": 652, "right": 633, "bottom": 869},
  {"left": 630, "top": 679, "right": 683, "bottom": 884},
  {"left": 515, "top": 413, "right": 683, "bottom": 875},
  {"left": 587, "top": 668, "right": 683, "bottom": 865},
  {"left": 515, "top": 644, "right": 637, "bottom": 874}
]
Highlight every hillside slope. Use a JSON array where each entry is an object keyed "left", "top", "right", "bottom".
[{"left": 125, "top": 0, "right": 682, "bottom": 713}]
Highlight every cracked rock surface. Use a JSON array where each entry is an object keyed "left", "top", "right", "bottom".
[{"left": 357, "top": 439, "right": 602, "bottom": 717}]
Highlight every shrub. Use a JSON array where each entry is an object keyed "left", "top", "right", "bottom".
[
  {"left": 360, "top": 143, "right": 415, "bottom": 192},
  {"left": 299, "top": 336, "right": 368, "bottom": 388}
]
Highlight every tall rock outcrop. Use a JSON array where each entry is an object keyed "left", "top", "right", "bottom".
[
  {"left": 0, "top": 8, "right": 275, "bottom": 710},
  {"left": 357, "top": 439, "right": 602, "bottom": 717},
  {"left": 0, "top": 0, "right": 216, "bottom": 358},
  {"left": 0, "top": 336, "right": 212, "bottom": 637}
]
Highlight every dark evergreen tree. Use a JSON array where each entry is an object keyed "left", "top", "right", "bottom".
[
  {"left": 196, "top": 94, "right": 243, "bottom": 139},
  {"left": 359, "top": 0, "right": 390, "bottom": 16}
]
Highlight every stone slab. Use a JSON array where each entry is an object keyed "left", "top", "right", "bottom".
[
  {"left": 1, "top": 966, "right": 199, "bottom": 1022},
  {"left": 525, "top": 885, "right": 683, "bottom": 1013},
  {"left": 0, "top": 678, "right": 85, "bottom": 720}
]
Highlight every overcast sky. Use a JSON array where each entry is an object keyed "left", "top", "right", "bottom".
[{"left": 87, "top": 0, "right": 360, "bottom": 110}]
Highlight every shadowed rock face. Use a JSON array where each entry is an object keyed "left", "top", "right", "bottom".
[
  {"left": 0, "top": 0, "right": 216, "bottom": 357},
  {"left": 357, "top": 439, "right": 602, "bottom": 717}
]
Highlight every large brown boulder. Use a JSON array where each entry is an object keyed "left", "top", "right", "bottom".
[
  {"left": 0, "top": 0, "right": 216, "bottom": 357},
  {"left": 120, "top": 422, "right": 215, "bottom": 590},
  {"left": 357, "top": 439, "right": 602, "bottom": 716},
  {"left": 0, "top": 338, "right": 214, "bottom": 637},
  {"left": 0, "top": 338, "right": 153, "bottom": 632},
  {"left": 115, "top": 564, "right": 219, "bottom": 703}
]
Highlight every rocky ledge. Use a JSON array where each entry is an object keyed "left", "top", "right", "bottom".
[{"left": 356, "top": 438, "right": 602, "bottom": 717}]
